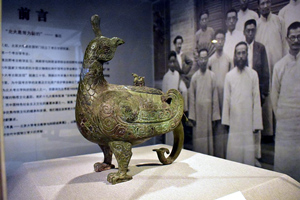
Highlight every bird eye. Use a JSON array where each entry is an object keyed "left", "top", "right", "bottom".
[{"left": 91, "top": 44, "right": 96, "bottom": 49}]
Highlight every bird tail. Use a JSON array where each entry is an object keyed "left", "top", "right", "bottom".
[
  {"left": 164, "top": 88, "right": 184, "bottom": 126},
  {"left": 153, "top": 121, "right": 184, "bottom": 164}
]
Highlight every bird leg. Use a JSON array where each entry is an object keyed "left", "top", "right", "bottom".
[
  {"left": 107, "top": 141, "right": 132, "bottom": 184},
  {"left": 94, "top": 145, "right": 115, "bottom": 172}
]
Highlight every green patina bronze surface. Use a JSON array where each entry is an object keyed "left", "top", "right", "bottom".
[{"left": 75, "top": 14, "right": 185, "bottom": 184}]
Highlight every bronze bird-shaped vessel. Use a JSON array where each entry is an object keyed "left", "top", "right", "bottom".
[{"left": 75, "top": 14, "right": 185, "bottom": 184}]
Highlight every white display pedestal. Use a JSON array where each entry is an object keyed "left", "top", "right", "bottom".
[{"left": 7, "top": 144, "right": 300, "bottom": 200}]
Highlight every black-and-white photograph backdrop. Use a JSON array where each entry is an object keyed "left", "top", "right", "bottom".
[{"left": 153, "top": 0, "right": 300, "bottom": 182}]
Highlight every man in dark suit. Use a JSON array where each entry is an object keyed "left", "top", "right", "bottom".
[
  {"left": 244, "top": 19, "right": 269, "bottom": 104},
  {"left": 173, "top": 35, "right": 193, "bottom": 111},
  {"left": 243, "top": 19, "right": 269, "bottom": 167},
  {"left": 173, "top": 35, "right": 193, "bottom": 82}
]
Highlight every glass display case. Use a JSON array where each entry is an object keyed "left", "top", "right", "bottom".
[{"left": 1, "top": 0, "right": 300, "bottom": 198}]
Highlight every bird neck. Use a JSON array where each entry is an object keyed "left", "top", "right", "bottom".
[{"left": 83, "top": 61, "right": 108, "bottom": 88}]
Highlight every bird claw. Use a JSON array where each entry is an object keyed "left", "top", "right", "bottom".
[
  {"left": 94, "top": 162, "right": 115, "bottom": 172},
  {"left": 107, "top": 172, "right": 132, "bottom": 184}
]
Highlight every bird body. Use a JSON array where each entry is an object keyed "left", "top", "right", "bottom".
[{"left": 76, "top": 82, "right": 183, "bottom": 146}]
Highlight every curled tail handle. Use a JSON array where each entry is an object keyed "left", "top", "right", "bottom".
[{"left": 153, "top": 121, "right": 184, "bottom": 164}]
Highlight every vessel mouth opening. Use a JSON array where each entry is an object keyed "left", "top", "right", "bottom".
[{"left": 166, "top": 98, "right": 172, "bottom": 104}]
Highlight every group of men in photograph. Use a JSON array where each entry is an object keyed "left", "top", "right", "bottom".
[{"left": 162, "top": 0, "right": 300, "bottom": 182}]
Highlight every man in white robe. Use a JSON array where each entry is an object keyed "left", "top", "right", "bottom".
[
  {"left": 271, "top": 22, "right": 300, "bottom": 182},
  {"left": 255, "top": 0, "right": 285, "bottom": 137},
  {"left": 208, "top": 29, "right": 231, "bottom": 159},
  {"left": 223, "top": 8, "right": 245, "bottom": 65},
  {"left": 189, "top": 49, "right": 220, "bottom": 155},
  {"left": 162, "top": 51, "right": 180, "bottom": 94},
  {"left": 222, "top": 42, "right": 263, "bottom": 166},
  {"left": 278, "top": 0, "right": 300, "bottom": 54},
  {"left": 235, "top": 0, "right": 259, "bottom": 32},
  {"left": 195, "top": 10, "right": 215, "bottom": 51}
]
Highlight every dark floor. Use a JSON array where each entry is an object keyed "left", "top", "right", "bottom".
[{"left": 259, "top": 135, "right": 275, "bottom": 170}]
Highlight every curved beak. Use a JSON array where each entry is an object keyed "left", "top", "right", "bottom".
[{"left": 112, "top": 37, "right": 125, "bottom": 46}]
